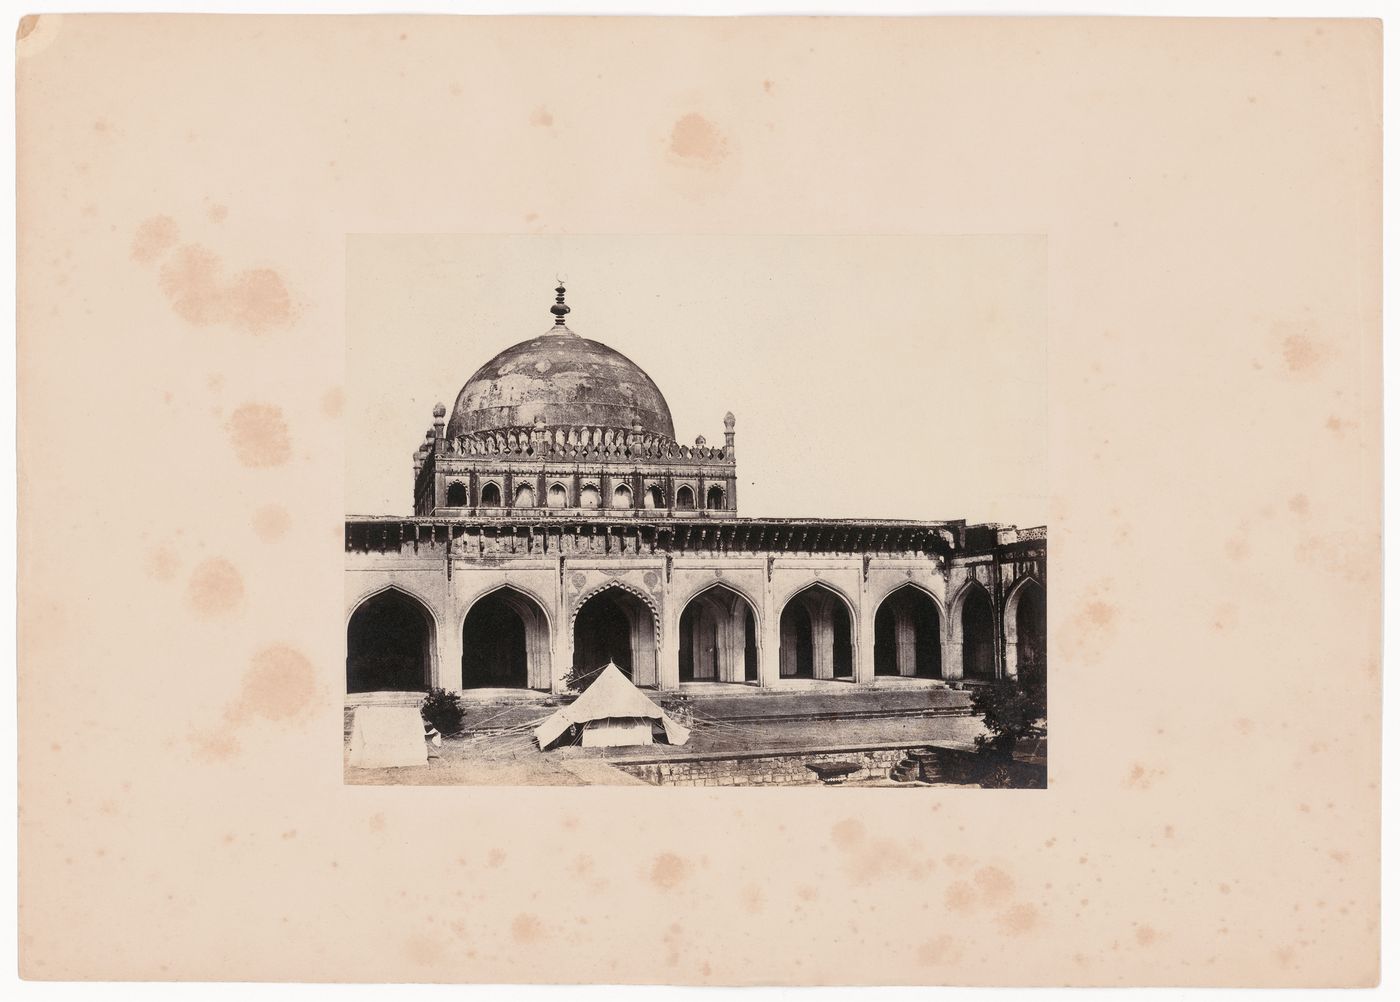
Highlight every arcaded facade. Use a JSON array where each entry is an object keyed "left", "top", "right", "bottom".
[{"left": 345, "top": 286, "right": 1047, "bottom": 696}]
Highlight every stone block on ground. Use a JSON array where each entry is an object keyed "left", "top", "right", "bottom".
[{"left": 347, "top": 705, "right": 428, "bottom": 769}]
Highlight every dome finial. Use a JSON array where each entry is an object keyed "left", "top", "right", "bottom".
[{"left": 550, "top": 280, "right": 571, "bottom": 326}]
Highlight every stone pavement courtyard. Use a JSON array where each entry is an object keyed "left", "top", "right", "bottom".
[{"left": 345, "top": 686, "right": 989, "bottom": 787}]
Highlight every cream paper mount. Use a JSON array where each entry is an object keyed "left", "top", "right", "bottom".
[{"left": 16, "top": 14, "right": 1381, "bottom": 986}]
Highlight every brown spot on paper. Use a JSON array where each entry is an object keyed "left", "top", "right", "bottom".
[
  {"left": 1224, "top": 532, "right": 1250, "bottom": 560},
  {"left": 830, "top": 819, "right": 933, "bottom": 883},
  {"left": 144, "top": 546, "right": 180, "bottom": 582},
  {"left": 251, "top": 504, "right": 290, "bottom": 542},
  {"left": 974, "top": 866, "right": 1015, "bottom": 903},
  {"left": 158, "top": 244, "right": 295, "bottom": 334},
  {"left": 1001, "top": 903, "right": 1040, "bottom": 935},
  {"left": 321, "top": 386, "right": 344, "bottom": 418},
  {"left": 510, "top": 913, "right": 545, "bottom": 944},
  {"left": 831, "top": 817, "right": 864, "bottom": 848},
  {"left": 189, "top": 728, "right": 240, "bottom": 762},
  {"left": 529, "top": 107, "right": 554, "bottom": 127},
  {"left": 741, "top": 884, "right": 764, "bottom": 914},
  {"left": 227, "top": 404, "right": 292, "bottom": 468},
  {"left": 1280, "top": 332, "right": 1324, "bottom": 375},
  {"left": 1083, "top": 600, "right": 1117, "bottom": 627},
  {"left": 944, "top": 881, "right": 976, "bottom": 912},
  {"left": 668, "top": 113, "right": 728, "bottom": 166},
  {"left": 186, "top": 558, "right": 244, "bottom": 617},
  {"left": 1125, "top": 763, "right": 1166, "bottom": 790},
  {"left": 1294, "top": 531, "right": 1376, "bottom": 585},
  {"left": 917, "top": 935, "right": 960, "bottom": 965},
  {"left": 649, "top": 852, "right": 689, "bottom": 889},
  {"left": 404, "top": 934, "right": 445, "bottom": 966},
  {"left": 225, "top": 645, "right": 316, "bottom": 725},
  {"left": 16, "top": 14, "right": 39, "bottom": 40},
  {"left": 130, "top": 215, "right": 178, "bottom": 264}
]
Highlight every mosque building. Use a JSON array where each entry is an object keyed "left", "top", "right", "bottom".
[{"left": 344, "top": 285, "right": 1047, "bottom": 697}]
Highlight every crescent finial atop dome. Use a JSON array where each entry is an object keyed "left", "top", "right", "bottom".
[{"left": 549, "top": 281, "right": 573, "bottom": 332}]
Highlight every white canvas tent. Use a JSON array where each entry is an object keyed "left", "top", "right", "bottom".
[{"left": 535, "top": 663, "right": 691, "bottom": 750}]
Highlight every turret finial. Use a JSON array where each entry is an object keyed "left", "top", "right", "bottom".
[{"left": 550, "top": 282, "right": 570, "bottom": 325}]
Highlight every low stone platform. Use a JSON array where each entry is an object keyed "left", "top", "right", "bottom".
[
  {"left": 345, "top": 689, "right": 556, "bottom": 738},
  {"left": 678, "top": 682, "right": 972, "bottom": 725},
  {"left": 345, "top": 681, "right": 975, "bottom": 741}
]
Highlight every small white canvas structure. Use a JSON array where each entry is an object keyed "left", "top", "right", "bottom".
[
  {"left": 580, "top": 718, "right": 653, "bottom": 748},
  {"left": 535, "top": 664, "right": 691, "bottom": 750},
  {"left": 347, "top": 705, "right": 429, "bottom": 768}
]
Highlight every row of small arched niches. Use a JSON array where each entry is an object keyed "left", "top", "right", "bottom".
[{"left": 446, "top": 480, "right": 727, "bottom": 510}]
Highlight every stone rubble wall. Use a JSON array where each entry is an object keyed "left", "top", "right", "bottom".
[{"left": 614, "top": 747, "right": 908, "bottom": 787}]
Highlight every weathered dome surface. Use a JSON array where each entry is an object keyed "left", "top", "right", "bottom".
[{"left": 446, "top": 328, "right": 676, "bottom": 440}]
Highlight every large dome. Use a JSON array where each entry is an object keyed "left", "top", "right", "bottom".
[{"left": 445, "top": 288, "right": 675, "bottom": 440}]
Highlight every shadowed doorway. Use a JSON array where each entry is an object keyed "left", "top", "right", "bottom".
[
  {"left": 778, "top": 584, "right": 854, "bottom": 681},
  {"left": 679, "top": 584, "right": 758, "bottom": 683},
  {"left": 960, "top": 584, "right": 996, "bottom": 679},
  {"left": 573, "top": 587, "right": 659, "bottom": 687},
  {"left": 346, "top": 589, "right": 435, "bottom": 693},
  {"left": 874, "top": 586, "right": 943, "bottom": 678},
  {"left": 462, "top": 588, "right": 551, "bottom": 690},
  {"left": 1010, "top": 580, "right": 1047, "bottom": 689}
]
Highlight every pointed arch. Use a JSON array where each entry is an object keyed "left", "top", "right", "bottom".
[
  {"left": 679, "top": 582, "right": 761, "bottom": 684},
  {"left": 873, "top": 582, "right": 943, "bottom": 679},
  {"left": 347, "top": 582, "right": 440, "bottom": 627},
  {"left": 462, "top": 584, "right": 553, "bottom": 690},
  {"left": 571, "top": 579, "right": 661, "bottom": 688},
  {"left": 950, "top": 578, "right": 997, "bottom": 680},
  {"left": 547, "top": 481, "right": 568, "bottom": 508},
  {"left": 514, "top": 483, "right": 536, "bottom": 508},
  {"left": 675, "top": 484, "right": 695, "bottom": 509},
  {"left": 571, "top": 579, "right": 660, "bottom": 634},
  {"left": 479, "top": 481, "right": 502, "bottom": 507},
  {"left": 446, "top": 480, "right": 468, "bottom": 506},
  {"left": 775, "top": 579, "right": 858, "bottom": 624},
  {"left": 346, "top": 584, "right": 438, "bottom": 693},
  {"left": 705, "top": 485, "right": 725, "bottom": 510},
  {"left": 612, "top": 483, "right": 633, "bottom": 508},
  {"left": 872, "top": 580, "right": 947, "bottom": 638},
  {"left": 778, "top": 581, "right": 857, "bottom": 681},
  {"left": 948, "top": 576, "right": 992, "bottom": 628},
  {"left": 644, "top": 484, "right": 664, "bottom": 509},
  {"left": 1003, "top": 575, "right": 1046, "bottom": 686}
]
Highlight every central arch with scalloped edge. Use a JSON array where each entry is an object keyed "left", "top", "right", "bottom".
[{"left": 570, "top": 579, "right": 662, "bottom": 688}]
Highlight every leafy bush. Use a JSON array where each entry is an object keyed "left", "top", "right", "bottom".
[
  {"left": 420, "top": 687, "right": 464, "bottom": 737},
  {"left": 561, "top": 663, "right": 606, "bottom": 695},
  {"left": 971, "top": 678, "right": 1046, "bottom": 759}
]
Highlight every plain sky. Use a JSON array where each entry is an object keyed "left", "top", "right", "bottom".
[{"left": 346, "top": 234, "right": 1046, "bottom": 528}]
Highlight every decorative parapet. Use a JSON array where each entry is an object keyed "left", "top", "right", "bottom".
[
  {"left": 345, "top": 516, "right": 963, "bottom": 559},
  {"left": 436, "top": 424, "right": 734, "bottom": 465}
]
